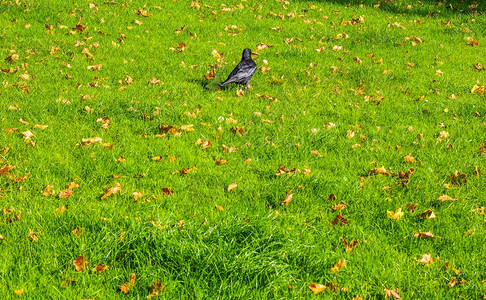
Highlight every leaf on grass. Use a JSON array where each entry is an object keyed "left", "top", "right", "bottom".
[
  {"left": 227, "top": 183, "right": 238, "bottom": 192},
  {"left": 332, "top": 201, "right": 346, "bottom": 211},
  {"left": 448, "top": 277, "right": 466, "bottom": 288},
  {"left": 438, "top": 194, "right": 458, "bottom": 202},
  {"left": 120, "top": 273, "right": 136, "bottom": 294},
  {"left": 281, "top": 190, "right": 293, "bottom": 206},
  {"left": 368, "top": 166, "right": 393, "bottom": 176},
  {"left": 215, "top": 205, "right": 224, "bottom": 211},
  {"left": 413, "top": 230, "right": 437, "bottom": 238},
  {"left": 132, "top": 192, "right": 143, "bottom": 201},
  {"left": 309, "top": 283, "right": 327, "bottom": 294},
  {"left": 147, "top": 281, "right": 165, "bottom": 298},
  {"left": 384, "top": 288, "right": 401, "bottom": 299},
  {"left": 470, "top": 207, "right": 485, "bottom": 215},
  {"left": 436, "top": 131, "right": 449, "bottom": 143},
  {"left": 72, "top": 227, "right": 84, "bottom": 238},
  {"left": 404, "top": 155, "right": 415, "bottom": 163},
  {"left": 28, "top": 229, "right": 38, "bottom": 242},
  {"left": 161, "top": 187, "right": 174, "bottom": 196},
  {"left": 342, "top": 237, "right": 359, "bottom": 252},
  {"left": 14, "top": 289, "right": 24, "bottom": 296},
  {"left": 101, "top": 182, "right": 121, "bottom": 199},
  {"left": 387, "top": 208, "right": 404, "bottom": 220},
  {"left": 55, "top": 206, "right": 66, "bottom": 214},
  {"left": 59, "top": 189, "right": 73, "bottom": 199},
  {"left": 81, "top": 137, "right": 102, "bottom": 146},
  {"left": 415, "top": 254, "right": 439, "bottom": 267},
  {"left": 331, "top": 214, "right": 348, "bottom": 226},
  {"left": 73, "top": 255, "right": 88, "bottom": 272},
  {"left": 447, "top": 170, "right": 467, "bottom": 185},
  {"left": 330, "top": 259, "right": 346, "bottom": 273},
  {"left": 92, "top": 264, "right": 109, "bottom": 273},
  {"left": 41, "top": 185, "right": 56, "bottom": 196},
  {"left": 420, "top": 209, "right": 436, "bottom": 219}
]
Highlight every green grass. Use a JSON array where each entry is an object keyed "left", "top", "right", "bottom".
[{"left": 1, "top": 0, "right": 486, "bottom": 298}]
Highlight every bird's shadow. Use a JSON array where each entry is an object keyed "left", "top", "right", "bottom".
[{"left": 189, "top": 78, "right": 221, "bottom": 91}]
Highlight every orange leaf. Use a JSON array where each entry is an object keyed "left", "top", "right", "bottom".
[
  {"left": 281, "top": 193, "right": 293, "bottom": 206},
  {"left": 101, "top": 182, "right": 121, "bottom": 199},
  {"left": 331, "top": 214, "right": 348, "bottom": 226},
  {"left": 14, "top": 289, "right": 24, "bottom": 296},
  {"left": 215, "top": 205, "right": 224, "bottom": 211},
  {"left": 227, "top": 183, "right": 238, "bottom": 192},
  {"left": 28, "top": 229, "right": 38, "bottom": 242},
  {"left": 41, "top": 185, "right": 56, "bottom": 196},
  {"left": 161, "top": 187, "right": 174, "bottom": 196},
  {"left": 309, "top": 283, "right": 327, "bottom": 294},
  {"left": 73, "top": 255, "right": 88, "bottom": 272},
  {"left": 413, "top": 230, "right": 437, "bottom": 238},
  {"left": 330, "top": 259, "right": 347, "bottom": 273},
  {"left": 438, "top": 194, "right": 458, "bottom": 201},
  {"left": 404, "top": 155, "right": 415, "bottom": 163},
  {"left": 120, "top": 273, "right": 136, "bottom": 294},
  {"left": 59, "top": 189, "right": 73, "bottom": 199},
  {"left": 92, "top": 264, "right": 109, "bottom": 273}
]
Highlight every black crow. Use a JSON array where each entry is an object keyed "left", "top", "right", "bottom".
[{"left": 218, "top": 48, "right": 257, "bottom": 89}]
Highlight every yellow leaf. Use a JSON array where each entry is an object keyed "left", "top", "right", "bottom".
[
  {"left": 59, "top": 189, "right": 73, "bottom": 199},
  {"left": 384, "top": 288, "right": 401, "bottom": 299},
  {"left": 387, "top": 208, "right": 404, "bottom": 220},
  {"left": 14, "top": 289, "right": 24, "bottom": 296},
  {"left": 147, "top": 281, "right": 165, "bottom": 298},
  {"left": 404, "top": 155, "right": 415, "bottom": 163},
  {"left": 330, "top": 259, "right": 346, "bottom": 273},
  {"left": 281, "top": 193, "right": 293, "bottom": 206}
]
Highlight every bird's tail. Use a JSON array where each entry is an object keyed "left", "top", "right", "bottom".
[{"left": 218, "top": 82, "right": 226, "bottom": 87}]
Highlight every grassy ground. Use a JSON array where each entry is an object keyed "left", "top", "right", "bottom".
[{"left": 1, "top": 0, "right": 486, "bottom": 298}]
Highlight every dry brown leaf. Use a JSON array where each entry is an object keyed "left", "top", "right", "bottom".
[
  {"left": 415, "top": 254, "right": 439, "bottom": 267},
  {"left": 81, "top": 137, "right": 102, "bottom": 146},
  {"left": 448, "top": 277, "right": 466, "bottom": 288},
  {"left": 404, "top": 155, "right": 415, "bottom": 163},
  {"left": 384, "top": 288, "right": 401, "bottom": 299},
  {"left": 73, "top": 255, "right": 88, "bottom": 272},
  {"left": 331, "top": 214, "right": 348, "bottom": 226},
  {"left": 161, "top": 187, "right": 174, "bottom": 196},
  {"left": 413, "top": 230, "right": 437, "bottom": 238},
  {"left": 281, "top": 193, "right": 293, "bottom": 206},
  {"left": 420, "top": 209, "right": 436, "bottom": 219},
  {"left": 101, "top": 182, "right": 121, "bottom": 199},
  {"left": 120, "top": 273, "right": 136, "bottom": 294},
  {"left": 132, "top": 191, "right": 143, "bottom": 201},
  {"left": 41, "top": 185, "right": 56, "bottom": 196},
  {"left": 330, "top": 259, "right": 346, "bottom": 273},
  {"left": 215, "top": 159, "right": 227, "bottom": 165},
  {"left": 342, "top": 238, "right": 359, "bottom": 252},
  {"left": 438, "top": 194, "right": 458, "bottom": 202},
  {"left": 309, "top": 283, "right": 327, "bottom": 294},
  {"left": 92, "top": 264, "right": 109, "bottom": 273},
  {"left": 28, "top": 229, "right": 39, "bottom": 242},
  {"left": 147, "top": 281, "right": 165, "bottom": 298},
  {"left": 227, "top": 183, "right": 238, "bottom": 192},
  {"left": 59, "top": 189, "right": 73, "bottom": 199},
  {"left": 332, "top": 201, "right": 346, "bottom": 211},
  {"left": 72, "top": 227, "right": 84, "bottom": 238}
]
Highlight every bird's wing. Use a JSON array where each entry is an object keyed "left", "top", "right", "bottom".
[{"left": 223, "top": 61, "right": 257, "bottom": 84}]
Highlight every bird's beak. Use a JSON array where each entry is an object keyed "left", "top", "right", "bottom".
[{"left": 251, "top": 51, "right": 260, "bottom": 56}]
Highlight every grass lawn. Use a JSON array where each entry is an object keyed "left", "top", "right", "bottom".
[{"left": 1, "top": 0, "right": 486, "bottom": 298}]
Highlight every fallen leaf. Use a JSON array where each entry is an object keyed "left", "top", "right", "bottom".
[
  {"left": 101, "top": 182, "right": 121, "bottom": 199},
  {"left": 92, "top": 264, "right": 109, "bottom": 273},
  {"left": 438, "top": 195, "right": 458, "bottom": 202},
  {"left": 331, "top": 214, "right": 348, "bottom": 226},
  {"left": 72, "top": 227, "right": 84, "bottom": 238},
  {"left": 281, "top": 193, "right": 293, "bottom": 206},
  {"left": 384, "top": 288, "right": 401, "bottom": 299},
  {"left": 387, "top": 208, "right": 404, "bottom": 220},
  {"left": 330, "top": 259, "right": 346, "bottom": 273},
  {"left": 227, "top": 183, "right": 238, "bottom": 191},
  {"left": 332, "top": 201, "right": 346, "bottom": 211},
  {"left": 448, "top": 277, "right": 466, "bottom": 288},
  {"left": 41, "top": 185, "right": 56, "bottom": 196},
  {"left": 28, "top": 229, "right": 39, "bottom": 242},
  {"left": 73, "top": 255, "right": 88, "bottom": 272},
  {"left": 404, "top": 155, "right": 415, "bottom": 163},
  {"left": 420, "top": 209, "right": 436, "bottom": 219},
  {"left": 413, "top": 230, "right": 437, "bottom": 238},
  {"left": 120, "top": 273, "right": 136, "bottom": 294},
  {"left": 132, "top": 191, "right": 143, "bottom": 201},
  {"left": 81, "top": 137, "right": 102, "bottom": 146},
  {"left": 147, "top": 281, "right": 165, "bottom": 298},
  {"left": 59, "top": 189, "right": 73, "bottom": 199},
  {"left": 342, "top": 238, "right": 359, "bottom": 252},
  {"left": 309, "top": 283, "right": 327, "bottom": 294},
  {"left": 215, "top": 205, "right": 224, "bottom": 211},
  {"left": 161, "top": 187, "right": 174, "bottom": 196},
  {"left": 14, "top": 289, "right": 24, "bottom": 296},
  {"left": 415, "top": 254, "right": 439, "bottom": 267}
]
